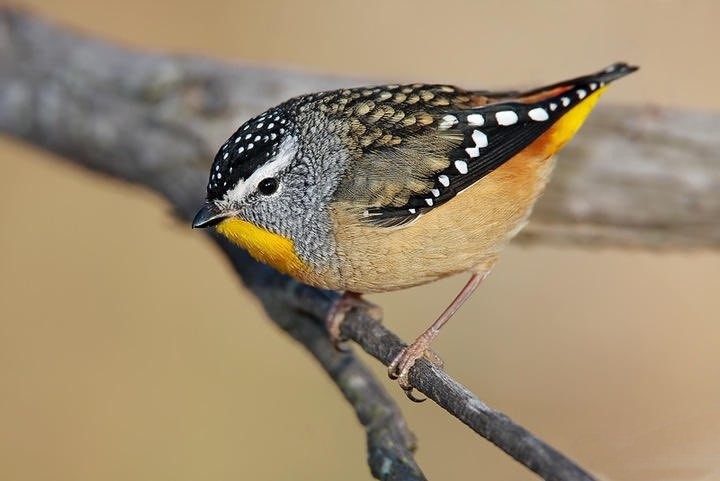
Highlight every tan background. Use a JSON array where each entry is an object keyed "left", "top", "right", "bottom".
[{"left": 1, "top": 1, "right": 719, "bottom": 480}]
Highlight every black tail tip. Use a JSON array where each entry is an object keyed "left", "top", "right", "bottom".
[{"left": 597, "top": 62, "right": 639, "bottom": 83}]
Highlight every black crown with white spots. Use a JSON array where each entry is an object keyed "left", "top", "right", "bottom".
[{"left": 206, "top": 108, "right": 293, "bottom": 200}]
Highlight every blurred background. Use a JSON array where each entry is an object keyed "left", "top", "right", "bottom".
[{"left": 1, "top": 1, "right": 719, "bottom": 480}]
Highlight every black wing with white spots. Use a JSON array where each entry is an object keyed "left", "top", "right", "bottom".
[
  {"left": 363, "top": 98, "right": 574, "bottom": 226},
  {"left": 364, "top": 63, "right": 638, "bottom": 227}
]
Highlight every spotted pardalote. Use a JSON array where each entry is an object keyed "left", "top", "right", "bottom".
[{"left": 193, "top": 62, "right": 638, "bottom": 398}]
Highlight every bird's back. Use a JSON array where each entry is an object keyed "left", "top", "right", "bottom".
[{"left": 307, "top": 64, "right": 638, "bottom": 292}]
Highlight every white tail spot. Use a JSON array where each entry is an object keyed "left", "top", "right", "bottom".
[{"left": 455, "top": 160, "right": 468, "bottom": 174}]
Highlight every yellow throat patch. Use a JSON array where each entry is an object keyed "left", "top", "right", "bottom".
[{"left": 216, "top": 218, "right": 308, "bottom": 277}]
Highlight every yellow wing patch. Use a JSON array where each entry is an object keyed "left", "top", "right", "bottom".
[{"left": 544, "top": 87, "right": 606, "bottom": 154}]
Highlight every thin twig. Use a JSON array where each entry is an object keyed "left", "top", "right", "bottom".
[
  {"left": 218, "top": 236, "right": 595, "bottom": 481},
  {"left": 215, "top": 238, "right": 426, "bottom": 481},
  {"left": 341, "top": 312, "right": 594, "bottom": 481}
]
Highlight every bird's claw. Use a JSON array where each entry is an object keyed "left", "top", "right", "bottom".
[
  {"left": 388, "top": 339, "right": 444, "bottom": 402},
  {"left": 325, "top": 293, "right": 381, "bottom": 351},
  {"left": 326, "top": 305, "right": 350, "bottom": 350}
]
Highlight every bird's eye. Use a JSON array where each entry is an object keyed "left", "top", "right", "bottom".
[{"left": 258, "top": 177, "right": 279, "bottom": 195}]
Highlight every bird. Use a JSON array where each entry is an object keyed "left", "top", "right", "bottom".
[{"left": 192, "top": 62, "right": 638, "bottom": 399}]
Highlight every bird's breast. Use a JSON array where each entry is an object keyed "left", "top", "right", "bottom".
[{"left": 329, "top": 145, "right": 561, "bottom": 294}]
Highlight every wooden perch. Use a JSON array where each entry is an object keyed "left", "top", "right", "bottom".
[{"left": 1, "top": 8, "right": 718, "bottom": 481}]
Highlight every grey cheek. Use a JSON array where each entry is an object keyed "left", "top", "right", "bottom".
[
  {"left": 266, "top": 174, "right": 336, "bottom": 266},
  {"left": 242, "top": 190, "right": 294, "bottom": 236}
]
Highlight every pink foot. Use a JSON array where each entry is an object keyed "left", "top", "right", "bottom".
[
  {"left": 388, "top": 335, "right": 444, "bottom": 402},
  {"left": 325, "top": 292, "right": 381, "bottom": 349}
]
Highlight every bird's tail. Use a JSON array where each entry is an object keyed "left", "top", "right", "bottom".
[
  {"left": 475, "top": 62, "right": 639, "bottom": 104},
  {"left": 514, "top": 62, "right": 639, "bottom": 103}
]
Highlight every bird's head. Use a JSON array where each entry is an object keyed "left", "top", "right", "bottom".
[{"left": 192, "top": 101, "right": 349, "bottom": 277}]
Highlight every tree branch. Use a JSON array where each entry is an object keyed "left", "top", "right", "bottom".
[
  {"left": 2, "top": 8, "right": 717, "bottom": 481},
  {"left": 214, "top": 238, "right": 426, "bottom": 480}
]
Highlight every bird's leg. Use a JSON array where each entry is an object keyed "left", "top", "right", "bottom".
[
  {"left": 326, "top": 291, "right": 382, "bottom": 349},
  {"left": 389, "top": 269, "right": 493, "bottom": 401}
]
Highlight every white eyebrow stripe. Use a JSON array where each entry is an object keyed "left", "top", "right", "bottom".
[{"left": 223, "top": 136, "right": 297, "bottom": 205}]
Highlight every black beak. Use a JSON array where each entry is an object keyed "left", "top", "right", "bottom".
[{"left": 192, "top": 202, "right": 227, "bottom": 228}]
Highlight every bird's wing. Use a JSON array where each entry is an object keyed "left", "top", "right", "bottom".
[{"left": 336, "top": 63, "right": 637, "bottom": 228}]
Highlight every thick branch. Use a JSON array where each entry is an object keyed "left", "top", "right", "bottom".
[
  {"left": 2, "top": 8, "right": 718, "bottom": 481},
  {"left": 2, "top": 10, "right": 718, "bottom": 249}
]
